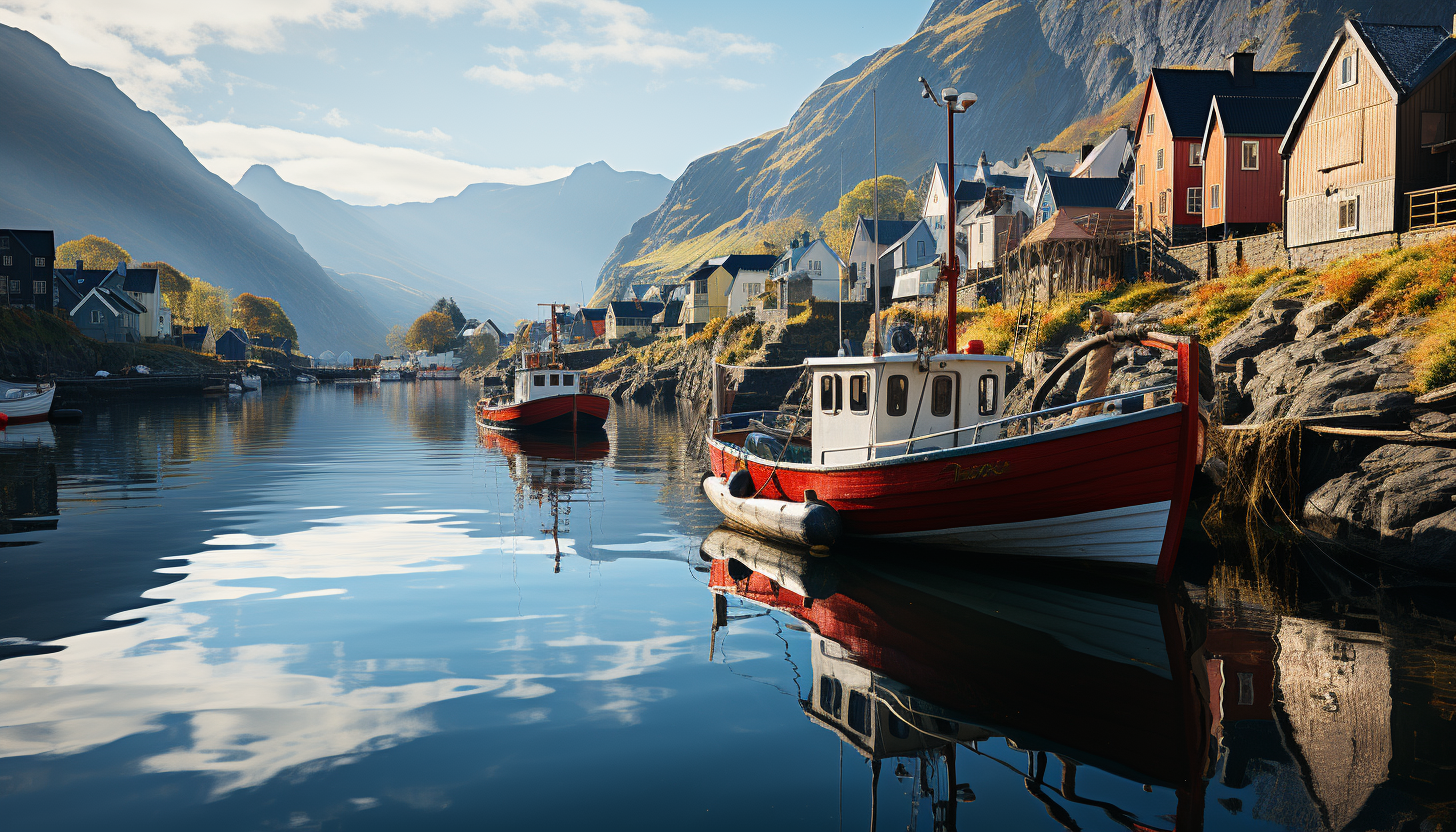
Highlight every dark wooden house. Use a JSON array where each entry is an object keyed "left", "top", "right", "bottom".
[
  {"left": 0, "top": 229, "right": 54, "bottom": 312},
  {"left": 1199, "top": 95, "right": 1303, "bottom": 237},
  {"left": 1132, "top": 56, "right": 1312, "bottom": 243},
  {"left": 214, "top": 327, "right": 251, "bottom": 361},
  {"left": 1281, "top": 19, "right": 1456, "bottom": 251}
]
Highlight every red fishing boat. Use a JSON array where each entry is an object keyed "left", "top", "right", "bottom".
[{"left": 476, "top": 303, "right": 609, "bottom": 432}]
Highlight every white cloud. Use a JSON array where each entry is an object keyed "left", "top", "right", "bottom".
[
  {"left": 322, "top": 107, "right": 349, "bottom": 127},
  {"left": 380, "top": 126, "right": 453, "bottom": 142},
  {"left": 465, "top": 64, "right": 568, "bottom": 91},
  {"left": 176, "top": 121, "right": 570, "bottom": 205},
  {"left": 714, "top": 77, "right": 759, "bottom": 92}
]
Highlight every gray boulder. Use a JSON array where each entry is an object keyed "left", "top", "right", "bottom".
[
  {"left": 1328, "top": 303, "right": 1373, "bottom": 337},
  {"left": 1293, "top": 300, "right": 1344, "bottom": 340},
  {"left": 1213, "top": 305, "right": 1299, "bottom": 363},
  {"left": 1304, "top": 444, "right": 1456, "bottom": 542},
  {"left": 1331, "top": 389, "right": 1415, "bottom": 416}
]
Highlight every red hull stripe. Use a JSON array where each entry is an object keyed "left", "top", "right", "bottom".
[
  {"left": 478, "top": 394, "right": 609, "bottom": 429},
  {"left": 711, "top": 411, "right": 1185, "bottom": 533},
  {"left": 0, "top": 412, "right": 51, "bottom": 425}
]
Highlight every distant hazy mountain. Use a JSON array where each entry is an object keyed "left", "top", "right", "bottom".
[
  {"left": 595, "top": 0, "right": 1452, "bottom": 302},
  {"left": 235, "top": 164, "right": 512, "bottom": 327},
  {"left": 357, "top": 161, "right": 670, "bottom": 317},
  {"left": 0, "top": 23, "right": 383, "bottom": 355}
]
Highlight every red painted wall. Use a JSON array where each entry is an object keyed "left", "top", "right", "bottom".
[
  {"left": 1224, "top": 136, "right": 1283, "bottom": 225},
  {"left": 1170, "top": 138, "right": 1204, "bottom": 227}
]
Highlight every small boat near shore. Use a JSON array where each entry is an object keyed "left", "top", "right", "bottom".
[
  {"left": 375, "top": 369, "right": 402, "bottom": 382},
  {"left": 0, "top": 379, "right": 56, "bottom": 425},
  {"left": 239, "top": 374, "right": 262, "bottom": 391},
  {"left": 476, "top": 303, "right": 608, "bottom": 432},
  {"left": 704, "top": 322, "right": 1207, "bottom": 583}
]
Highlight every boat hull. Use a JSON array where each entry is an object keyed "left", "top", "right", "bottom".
[
  {"left": 477, "top": 394, "right": 609, "bottom": 431},
  {"left": 0, "top": 385, "right": 55, "bottom": 424}
]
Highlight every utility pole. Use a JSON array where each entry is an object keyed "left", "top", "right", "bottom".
[{"left": 918, "top": 76, "right": 976, "bottom": 354}]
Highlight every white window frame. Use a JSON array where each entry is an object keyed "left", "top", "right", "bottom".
[
  {"left": 1241, "top": 141, "right": 1259, "bottom": 170},
  {"left": 1, "top": 256, "right": 10, "bottom": 266},
  {"left": 1210, "top": 184, "right": 1221, "bottom": 210},
  {"left": 1156, "top": 148, "right": 1164, "bottom": 171},
  {"left": 1338, "top": 54, "right": 1358, "bottom": 89},
  {"left": 1337, "top": 195, "right": 1359, "bottom": 232},
  {"left": 1137, "top": 164, "right": 1145, "bottom": 185},
  {"left": 32, "top": 257, "right": 44, "bottom": 267},
  {"left": 33, "top": 280, "right": 45, "bottom": 294},
  {"left": 1189, "top": 142, "right": 1202, "bottom": 167},
  {"left": 1145, "top": 114, "right": 1155, "bottom": 135},
  {"left": 1187, "top": 187, "right": 1203, "bottom": 214},
  {"left": 91, "top": 309, "right": 101, "bottom": 324}
]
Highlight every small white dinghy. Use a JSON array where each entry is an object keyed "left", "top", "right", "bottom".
[
  {"left": 240, "top": 374, "right": 262, "bottom": 391},
  {"left": 0, "top": 379, "right": 56, "bottom": 425},
  {"left": 702, "top": 472, "right": 840, "bottom": 548}
]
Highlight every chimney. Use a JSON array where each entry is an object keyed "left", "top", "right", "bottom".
[
  {"left": 898, "top": 211, "right": 905, "bottom": 221},
  {"left": 117, "top": 260, "right": 126, "bottom": 276},
  {"left": 1227, "top": 51, "right": 1254, "bottom": 87},
  {"left": 75, "top": 259, "right": 82, "bottom": 274},
  {"left": 1081, "top": 143, "right": 1095, "bottom": 162}
]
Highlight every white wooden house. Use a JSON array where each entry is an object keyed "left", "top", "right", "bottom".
[{"left": 771, "top": 235, "right": 846, "bottom": 303}]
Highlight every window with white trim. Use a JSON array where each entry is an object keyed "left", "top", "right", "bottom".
[
  {"left": 1241, "top": 141, "right": 1259, "bottom": 170},
  {"left": 1137, "top": 164, "right": 1145, "bottom": 185},
  {"left": 1190, "top": 142, "right": 1202, "bottom": 167},
  {"left": 91, "top": 309, "right": 101, "bottom": 324},
  {"left": 33, "top": 280, "right": 45, "bottom": 294},
  {"left": 1338, "top": 196, "right": 1359, "bottom": 231},
  {"left": 1146, "top": 114, "right": 1154, "bottom": 135},
  {"left": 1158, "top": 191, "right": 1168, "bottom": 215},
  {"left": 32, "top": 257, "right": 44, "bottom": 267},
  {"left": 1188, "top": 187, "right": 1203, "bottom": 214},
  {"left": 1210, "top": 184, "right": 1221, "bottom": 210},
  {"left": 1156, "top": 148, "right": 1164, "bottom": 171},
  {"left": 1, "top": 256, "right": 10, "bottom": 266},
  {"left": 1339, "top": 54, "right": 1358, "bottom": 88}
]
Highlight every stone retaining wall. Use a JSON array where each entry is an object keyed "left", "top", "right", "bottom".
[
  {"left": 1155, "top": 231, "right": 1290, "bottom": 282},
  {"left": 1289, "top": 224, "right": 1456, "bottom": 269}
]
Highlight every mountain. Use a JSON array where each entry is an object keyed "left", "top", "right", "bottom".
[
  {"left": 594, "top": 0, "right": 1452, "bottom": 303},
  {"left": 351, "top": 161, "right": 671, "bottom": 319},
  {"left": 0, "top": 24, "right": 384, "bottom": 355},
  {"left": 234, "top": 164, "right": 512, "bottom": 328}
]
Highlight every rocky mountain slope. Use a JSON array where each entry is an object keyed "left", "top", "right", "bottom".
[
  {"left": 595, "top": 0, "right": 1452, "bottom": 303},
  {"left": 0, "top": 24, "right": 384, "bottom": 355},
  {"left": 234, "top": 164, "right": 511, "bottom": 328}
]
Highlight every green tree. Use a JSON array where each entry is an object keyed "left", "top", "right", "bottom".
[
  {"left": 406, "top": 310, "right": 456, "bottom": 352},
  {"left": 233, "top": 293, "right": 298, "bottom": 343},
  {"left": 184, "top": 280, "right": 232, "bottom": 331},
  {"left": 385, "top": 324, "right": 408, "bottom": 354},
  {"left": 57, "top": 235, "right": 131, "bottom": 270},
  {"left": 430, "top": 297, "right": 466, "bottom": 332},
  {"left": 818, "top": 176, "right": 921, "bottom": 259},
  {"left": 461, "top": 328, "right": 500, "bottom": 367}
]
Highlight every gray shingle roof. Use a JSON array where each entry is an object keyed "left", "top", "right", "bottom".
[
  {"left": 1149, "top": 68, "right": 1316, "bottom": 137},
  {"left": 1353, "top": 20, "right": 1456, "bottom": 95},
  {"left": 854, "top": 217, "right": 919, "bottom": 246},
  {"left": 1207, "top": 95, "right": 1303, "bottom": 143},
  {"left": 718, "top": 254, "right": 778, "bottom": 275},
  {"left": 953, "top": 179, "right": 986, "bottom": 203},
  {"left": 120, "top": 268, "right": 159, "bottom": 294},
  {"left": 608, "top": 301, "right": 664, "bottom": 319},
  {"left": 1045, "top": 175, "right": 1128, "bottom": 209}
]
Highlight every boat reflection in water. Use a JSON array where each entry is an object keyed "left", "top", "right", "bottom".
[
  {"left": 479, "top": 428, "right": 607, "bottom": 572},
  {"left": 704, "top": 526, "right": 1211, "bottom": 831}
]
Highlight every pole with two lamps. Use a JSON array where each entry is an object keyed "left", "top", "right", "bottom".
[{"left": 917, "top": 77, "right": 975, "bottom": 354}]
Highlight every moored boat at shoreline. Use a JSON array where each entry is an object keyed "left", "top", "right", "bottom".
[
  {"left": 0, "top": 379, "right": 56, "bottom": 425},
  {"left": 476, "top": 303, "right": 609, "bottom": 432}
]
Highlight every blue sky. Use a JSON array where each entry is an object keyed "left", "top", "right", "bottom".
[{"left": 0, "top": 1, "right": 928, "bottom": 204}]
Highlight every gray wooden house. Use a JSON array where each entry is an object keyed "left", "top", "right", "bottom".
[
  {"left": 73, "top": 286, "right": 144, "bottom": 343},
  {"left": 1282, "top": 19, "right": 1456, "bottom": 253}
]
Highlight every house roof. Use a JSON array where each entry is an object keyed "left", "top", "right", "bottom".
[
  {"left": 99, "top": 286, "right": 146, "bottom": 313},
  {"left": 952, "top": 179, "right": 986, "bottom": 204},
  {"left": 853, "top": 217, "right": 920, "bottom": 249},
  {"left": 1145, "top": 67, "right": 1315, "bottom": 137},
  {"left": 608, "top": 300, "right": 664, "bottom": 318},
  {"left": 1020, "top": 210, "right": 1095, "bottom": 247},
  {"left": 659, "top": 300, "right": 683, "bottom": 327},
  {"left": 53, "top": 267, "right": 115, "bottom": 295},
  {"left": 577, "top": 307, "right": 607, "bottom": 321},
  {"left": 883, "top": 219, "right": 932, "bottom": 256},
  {"left": 980, "top": 173, "right": 1024, "bottom": 191},
  {"left": 1354, "top": 20, "right": 1456, "bottom": 95},
  {"left": 718, "top": 254, "right": 778, "bottom": 276},
  {"left": 1070, "top": 128, "right": 1133, "bottom": 178},
  {"left": 628, "top": 283, "right": 654, "bottom": 300},
  {"left": 219, "top": 326, "right": 250, "bottom": 343},
  {"left": 1203, "top": 95, "right": 1302, "bottom": 146},
  {"left": 1044, "top": 175, "right": 1128, "bottom": 209},
  {"left": 120, "top": 268, "right": 159, "bottom": 294},
  {"left": 684, "top": 264, "right": 718, "bottom": 283}
]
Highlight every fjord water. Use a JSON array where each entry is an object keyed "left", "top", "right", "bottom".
[{"left": 1, "top": 384, "right": 1452, "bottom": 831}]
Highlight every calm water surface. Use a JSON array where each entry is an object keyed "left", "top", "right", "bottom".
[{"left": 1, "top": 383, "right": 1452, "bottom": 831}]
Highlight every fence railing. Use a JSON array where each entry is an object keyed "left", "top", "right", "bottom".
[{"left": 1409, "top": 184, "right": 1456, "bottom": 231}]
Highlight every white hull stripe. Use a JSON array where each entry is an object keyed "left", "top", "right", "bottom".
[{"left": 858, "top": 501, "right": 1173, "bottom": 564}]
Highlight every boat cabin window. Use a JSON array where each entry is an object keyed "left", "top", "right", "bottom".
[
  {"left": 818, "top": 676, "right": 842, "bottom": 718},
  {"left": 978, "top": 374, "right": 998, "bottom": 416},
  {"left": 533, "top": 374, "right": 545, "bottom": 387},
  {"left": 931, "top": 376, "right": 954, "bottom": 418},
  {"left": 886, "top": 375, "right": 908, "bottom": 417},
  {"left": 550, "top": 373, "right": 559, "bottom": 386},
  {"left": 887, "top": 712, "right": 912, "bottom": 739},
  {"left": 562, "top": 374, "right": 574, "bottom": 386},
  {"left": 847, "top": 690, "right": 871, "bottom": 736},
  {"left": 848, "top": 374, "right": 869, "bottom": 414},
  {"left": 819, "top": 374, "right": 842, "bottom": 414}
]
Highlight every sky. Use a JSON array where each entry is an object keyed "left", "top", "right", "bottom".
[{"left": 0, "top": 1, "right": 928, "bottom": 205}]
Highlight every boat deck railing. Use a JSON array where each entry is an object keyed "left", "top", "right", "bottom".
[
  {"left": 710, "top": 409, "right": 800, "bottom": 435},
  {"left": 815, "top": 383, "right": 1178, "bottom": 463}
]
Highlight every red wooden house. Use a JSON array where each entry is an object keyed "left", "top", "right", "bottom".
[
  {"left": 1132, "top": 54, "right": 1312, "bottom": 243},
  {"left": 1200, "top": 95, "right": 1303, "bottom": 237}
]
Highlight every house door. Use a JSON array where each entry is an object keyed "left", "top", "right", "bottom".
[{"left": 909, "top": 372, "right": 959, "bottom": 452}]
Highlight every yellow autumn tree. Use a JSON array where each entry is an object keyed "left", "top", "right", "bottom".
[
  {"left": 818, "top": 176, "right": 920, "bottom": 259},
  {"left": 233, "top": 293, "right": 298, "bottom": 343},
  {"left": 406, "top": 310, "right": 456, "bottom": 352},
  {"left": 57, "top": 235, "right": 131, "bottom": 270}
]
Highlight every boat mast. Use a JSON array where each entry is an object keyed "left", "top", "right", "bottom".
[
  {"left": 918, "top": 78, "right": 976, "bottom": 354},
  {"left": 872, "top": 88, "right": 881, "bottom": 357}
]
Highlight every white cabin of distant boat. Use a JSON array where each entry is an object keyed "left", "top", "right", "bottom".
[
  {"left": 806, "top": 353, "right": 1012, "bottom": 465},
  {"left": 514, "top": 367, "right": 580, "bottom": 404}
]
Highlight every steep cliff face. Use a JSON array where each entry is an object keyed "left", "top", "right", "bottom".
[{"left": 596, "top": 0, "right": 1451, "bottom": 302}]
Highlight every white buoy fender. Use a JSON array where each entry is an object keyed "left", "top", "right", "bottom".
[{"left": 702, "top": 476, "right": 840, "bottom": 548}]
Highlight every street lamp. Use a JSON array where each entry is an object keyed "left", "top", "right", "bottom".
[{"left": 917, "top": 77, "right": 976, "bottom": 354}]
